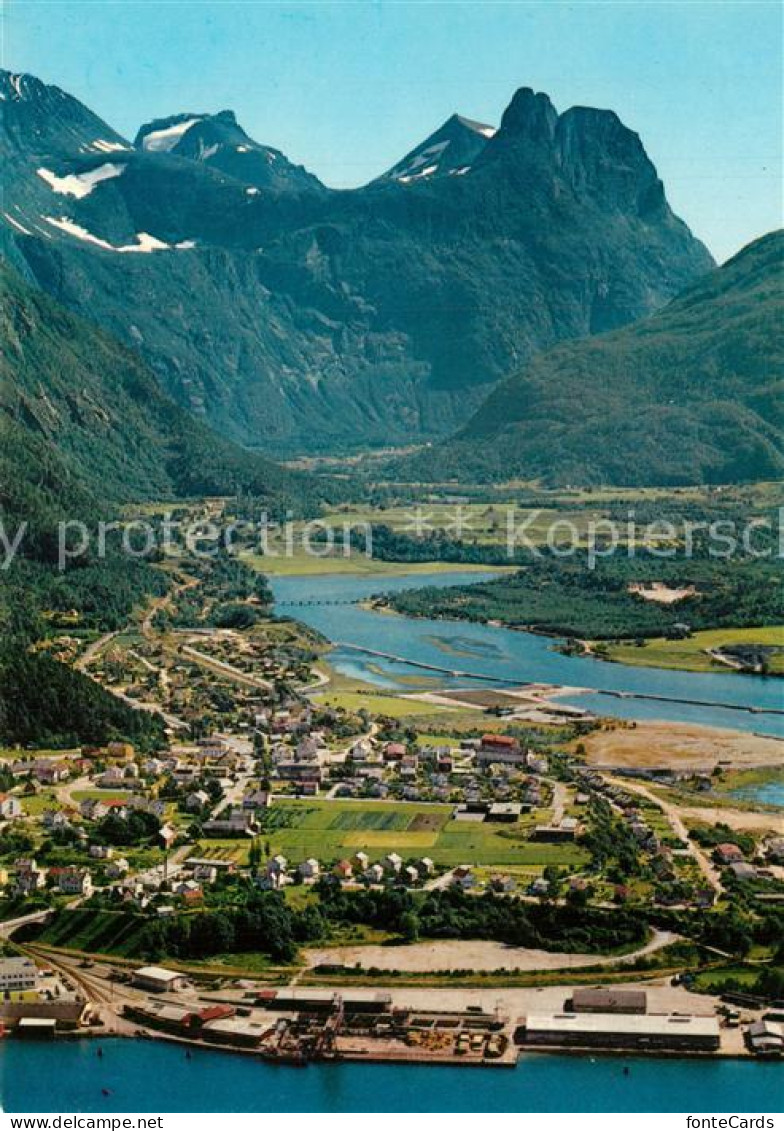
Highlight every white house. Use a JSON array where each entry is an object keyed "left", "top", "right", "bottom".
[{"left": 298, "top": 858, "right": 320, "bottom": 881}]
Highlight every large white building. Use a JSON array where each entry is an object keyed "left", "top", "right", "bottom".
[{"left": 0, "top": 957, "right": 37, "bottom": 993}]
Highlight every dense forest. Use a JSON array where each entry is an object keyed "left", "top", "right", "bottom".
[{"left": 385, "top": 556, "right": 784, "bottom": 640}]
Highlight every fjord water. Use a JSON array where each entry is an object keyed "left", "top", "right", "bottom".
[
  {"left": 2, "top": 1040, "right": 782, "bottom": 1113},
  {"left": 271, "top": 573, "right": 784, "bottom": 738}
]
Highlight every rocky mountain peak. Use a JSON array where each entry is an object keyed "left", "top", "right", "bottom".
[{"left": 497, "top": 86, "right": 558, "bottom": 142}]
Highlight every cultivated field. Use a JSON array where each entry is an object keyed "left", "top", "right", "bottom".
[{"left": 237, "top": 799, "right": 589, "bottom": 869}]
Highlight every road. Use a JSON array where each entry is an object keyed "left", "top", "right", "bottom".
[
  {"left": 75, "top": 630, "right": 119, "bottom": 672},
  {"left": 609, "top": 777, "right": 723, "bottom": 894}
]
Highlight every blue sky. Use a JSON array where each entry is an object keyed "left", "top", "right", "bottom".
[{"left": 5, "top": 0, "right": 782, "bottom": 261}]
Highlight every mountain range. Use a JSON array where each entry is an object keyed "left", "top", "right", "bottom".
[
  {"left": 2, "top": 69, "right": 713, "bottom": 456},
  {"left": 394, "top": 230, "right": 784, "bottom": 485}
]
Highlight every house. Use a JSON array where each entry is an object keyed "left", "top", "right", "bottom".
[
  {"left": 489, "top": 874, "right": 517, "bottom": 893},
  {"left": 403, "top": 865, "right": 419, "bottom": 886},
  {"left": 186, "top": 790, "right": 211, "bottom": 812},
  {"left": 192, "top": 864, "right": 218, "bottom": 885},
  {"left": 298, "top": 858, "right": 320, "bottom": 881},
  {"left": 295, "top": 736, "right": 323, "bottom": 762},
  {"left": 267, "top": 854, "right": 288, "bottom": 876},
  {"left": 79, "top": 799, "right": 108, "bottom": 821},
  {"left": 333, "top": 859, "right": 353, "bottom": 881},
  {"left": 173, "top": 880, "right": 203, "bottom": 902},
  {"left": 349, "top": 739, "right": 374, "bottom": 762},
  {"left": 106, "top": 858, "right": 130, "bottom": 879},
  {"left": 34, "top": 761, "right": 70, "bottom": 784},
  {"left": 477, "top": 734, "right": 525, "bottom": 767},
  {"left": 452, "top": 865, "right": 475, "bottom": 890},
  {"left": 529, "top": 877, "right": 550, "bottom": 897},
  {"left": 352, "top": 851, "right": 370, "bottom": 872},
  {"left": 365, "top": 863, "right": 384, "bottom": 884},
  {"left": 42, "top": 809, "right": 72, "bottom": 830},
  {"left": 418, "top": 857, "right": 435, "bottom": 876},
  {"left": 764, "top": 838, "right": 784, "bottom": 864},
  {"left": 202, "top": 813, "right": 255, "bottom": 838},
  {"left": 526, "top": 752, "right": 549, "bottom": 775},
  {"left": 297, "top": 780, "right": 320, "bottom": 797},
  {"left": 383, "top": 743, "right": 406, "bottom": 763},
  {"left": 714, "top": 843, "right": 744, "bottom": 865},
  {"left": 0, "top": 795, "right": 23, "bottom": 820},
  {"left": 275, "top": 762, "right": 323, "bottom": 784},
  {"left": 242, "top": 790, "right": 271, "bottom": 810},
  {"left": 56, "top": 867, "right": 93, "bottom": 897},
  {"left": 159, "top": 822, "right": 178, "bottom": 848},
  {"left": 382, "top": 852, "right": 403, "bottom": 874},
  {"left": 14, "top": 859, "right": 46, "bottom": 894},
  {"left": 89, "top": 844, "right": 114, "bottom": 860},
  {"left": 729, "top": 862, "right": 758, "bottom": 882}
]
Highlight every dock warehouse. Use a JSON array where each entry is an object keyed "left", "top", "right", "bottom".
[
  {"left": 0, "top": 1001, "right": 91, "bottom": 1031},
  {"left": 519, "top": 1013, "right": 720, "bottom": 1052},
  {"left": 258, "top": 989, "right": 392, "bottom": 1014},
  {"left": 132, "top": 965, "right": 189, "bottom": 993},
  {"left": 569, "top": 989, "right": 647, "bottom": 1014},
  {"left": 202, "top": 1015, "right": 275, "bottom": 1048}
]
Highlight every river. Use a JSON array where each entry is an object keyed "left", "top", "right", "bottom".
[
  {"left": 1, "top": 1039, "right": 781, "bottom": 1113},
  {"left": 270, "top": 571, "right": 784, "bottom": 737}
]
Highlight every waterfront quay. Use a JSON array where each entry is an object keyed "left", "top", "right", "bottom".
[{"left": 4, "top": 950, "right": 776, "bottom": 1066}]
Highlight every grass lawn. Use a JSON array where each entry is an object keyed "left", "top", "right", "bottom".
[
  {"left": 313, "top": 690, "right": 450, "bottom": 718},
  {"left": 240, "top": 798, "right": 589, "bottom": 870},
  {"left": 16, "top": 791, "right": 59, "bottom": 816},
  {"left": 71, "top": 789, "right": 136, "bottom": 803},
  {"left": 601, "top": 624, "right": 784, "bottom": 673}
]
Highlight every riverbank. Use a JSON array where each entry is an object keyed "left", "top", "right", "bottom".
[{"left": 268, "top": 572, "right": 784, "bottom": 737}]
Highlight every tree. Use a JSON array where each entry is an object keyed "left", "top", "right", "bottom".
[{"left": 399, "top": 911, "right": 420, "bottom": 943}]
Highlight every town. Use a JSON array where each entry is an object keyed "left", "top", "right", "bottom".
[{"left": 1, "top": 602, "right": 782, "bottom": 1066}]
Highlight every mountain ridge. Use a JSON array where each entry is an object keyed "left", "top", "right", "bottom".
[
  {"left": 1, "top": 69, "right": 714, "bottom": 455},
  {"left": 392, "top": 230, "right": 784, "bottom": 486}
]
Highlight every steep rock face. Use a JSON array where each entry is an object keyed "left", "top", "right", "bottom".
[
  {"left": 393, "top": 231, "right": 784, "bottom": 486},
  {"left": 2, "top": 72, "right": 714, "bottom": 454}
]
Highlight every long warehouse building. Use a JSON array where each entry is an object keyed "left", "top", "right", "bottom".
[{"left": 520, "top": 1013, "right": 720, "bottom": 1052}]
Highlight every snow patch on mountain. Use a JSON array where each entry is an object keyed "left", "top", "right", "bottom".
[
  {"left": 3, "top": 212, "right": 32, "bottom": 235},
  {"left": 92, "top": 139, "right": 131, "bottom": 154},
  {"left": 43, "top": 217, "right": 173, "bottom": 253},
  {"left": 141, "top": 118, "right": 203, "bottom": 152},
  {"left": 37, "top": 163, "right": 125, "bottom": 199},
  {"left": 390, "top": 141, "right": 449, "bottom": 182}
]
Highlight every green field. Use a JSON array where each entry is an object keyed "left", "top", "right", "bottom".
[
  {"left": 35, "top": 909, "right": 151, "bottom": 956},
  {"left": 240, "top": 547, "right": 500, "bottom": 578},
  {"left": 601, "top": 624, "right": 784, "bottom": 673},
  {"left": 225, "top": 799, "right": 589, "bottom": 869}
]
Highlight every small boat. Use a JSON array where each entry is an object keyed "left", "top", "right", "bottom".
[
  {"left": 623, "top": 1067, "right": 630, "bottom": 1077},
  {"left": 97, "top": 1048, "right": 103, "bottom": 1058},
  {"left": 101, "top": 1089, "right": 112, "bottom": 1097}
]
